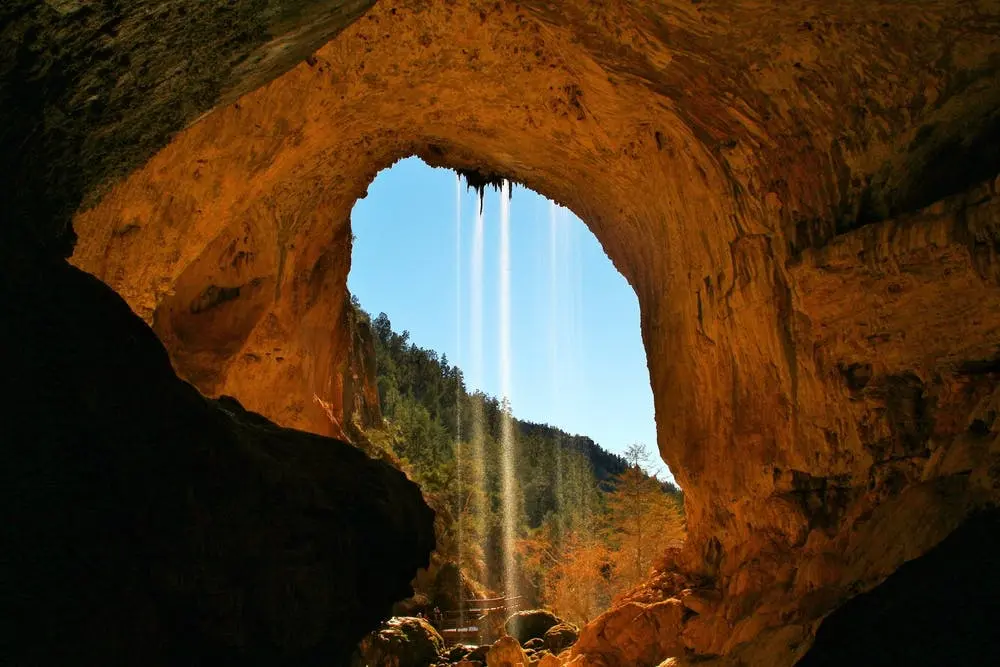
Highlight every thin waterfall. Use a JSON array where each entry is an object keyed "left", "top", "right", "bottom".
[
  {"left": 499, "top": 180, "right": 519, "bottom": 613},
  {"left": 571, "top": 206, "right": 586, "bottom": 421},
  {"left": 454, "top": 173, "right": 464, "bottom": 629},
  {"left": 470, "top": 187, "right": 488, "bottom": 591},
  {"left": 549, "top": 201, "right": 565, "bottom": 541},
  {"left": 566, "top": 207, "right": 592, "bottom": 523},
  {"left": 559, "top": 205, "right": 591, "bottom": 531}
]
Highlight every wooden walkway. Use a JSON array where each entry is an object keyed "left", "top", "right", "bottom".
[{"left": 437, "top": 595, "right": 524, "bottom": 645}]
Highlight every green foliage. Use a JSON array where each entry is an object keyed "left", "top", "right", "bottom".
[
  {"left": 604, "top": 446, "right": 686, "bottom": 592},
  {"left": 354, "top": 303, "right": 683, "bottom": 610},
  {"left": 366, "top": 308, "right": 622, "bottom": 511}
]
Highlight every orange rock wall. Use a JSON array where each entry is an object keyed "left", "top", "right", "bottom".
[
  {"left": 568, "top": 181, "right": 1000, "bottom": 666},
  {"left": 69, "top": 0, "right": 1000, "bottom": 663}
]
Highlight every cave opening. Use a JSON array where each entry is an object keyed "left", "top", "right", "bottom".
[
  {"left": 8, "top": 0, "right": 1000, "bottom": 664},
  {"left": 345, "top": 156, "right": 683, "bottom": 643}
]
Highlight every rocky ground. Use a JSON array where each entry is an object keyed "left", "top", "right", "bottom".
[{"left": 352, "top": 610, "right": 579, "bottom": 667}]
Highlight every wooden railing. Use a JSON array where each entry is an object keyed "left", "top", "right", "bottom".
[{"left": 435, "top": 596, "right": 525, "bottom": 645}]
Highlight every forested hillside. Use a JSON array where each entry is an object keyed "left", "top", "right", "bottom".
[
  {"left": 366, "top": 305, "right": 632, "bottom": 487},
  {"left": 350, "top": 298, "right": 684, "bottom": 623}
]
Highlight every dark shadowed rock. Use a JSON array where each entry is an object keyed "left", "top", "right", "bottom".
[
  {"left": 467, "top": 645, "right": 491, "bottom": 663},
  {"left": 351, "top": 616, "right": 445, "bottom": 667},
  {"left": 543, "top": 622, "right": 579, "bottom": 654},
  {"left": 0, "top": 0, "right": 376, "bottom": 258},
  {"left": 0, "top": 261, "right": 435, "bottom": 666},
  {"left": 448, "top": 645, "right": 473, "bottom": 661},
  {"left": 504, "top": 610, "right": 562, "bottom": 646},
  {"left": 524, "top": 638, "right": 545, "bottom": 651},
  {"left": 797, "top": 510, "right": 1000, "bottom": 666}
]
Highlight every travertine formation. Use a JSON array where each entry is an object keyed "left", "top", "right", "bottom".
[{"left": 5, "top": 0, "right": 1000, "bottom": 664}]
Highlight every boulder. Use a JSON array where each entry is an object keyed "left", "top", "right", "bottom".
[
  {"left": 352, "top": 616, "right": 445, "bottom": 667},
  {"left": 504, "top": 610, "right": 562, "bottom": 645},
  {"left": 467, "top": 645, "right": 491, "bottom": 663},
  {"left": 536, "top": 655, "right": 562, "bottom": 667},
  {"left": 433, "top": 561, "right": 479, "bottom": 613},
  {"left": 487, "top": 635, "right": 530, "bottom": 667},
  {"left": 524, "top": 638, "right": 546, "bottom": 651},
  {"left": 570, "top": 599, "right": 686, "bottom": 667},
  {"left": 2, "top": 262, "right": 435, "bottom": 666},
  {"left": 543, "top": 623, "right": 580, "bottom": 654},
  {"left": 448, "top": 644, "right": 473, "bottom": 661}
]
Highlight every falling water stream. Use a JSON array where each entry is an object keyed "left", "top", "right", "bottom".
[
  {"left": 568, "top": 207, "right": 592, "bottom": 520},
  {"left": 470, "top": 187, "right": 488, "bottom": 602},
  {"left": 454, "top": 174, "right": 465, "bottom": 630},
  {"left": 549, "top": 201, "right": 565, "bottom": 537},
  {"left": 457, "top": 178, "right": 542, "bottom": 628},
  {"left": 547, "top": 202, "right": 591, "bottom": 532},
  {"left": 347, "top": 164, "right": 655, "bottom": 647},
  {"left": 498, "top": 180, "right": 519, "bottom": 613}
]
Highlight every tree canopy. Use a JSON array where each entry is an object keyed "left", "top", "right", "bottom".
[{"left": 352, "top": 303, "right": 684, "bottom": 619}]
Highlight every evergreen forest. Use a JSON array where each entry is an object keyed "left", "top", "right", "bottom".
[{"left": 353, "top": 300, "right": 686, "bottom": 624}]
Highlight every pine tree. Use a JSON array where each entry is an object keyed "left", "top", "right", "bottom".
[{"left": 605, "top": 443, "right": 684, "bottom": 592}]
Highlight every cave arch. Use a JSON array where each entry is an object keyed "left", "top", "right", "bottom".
[
  {"left": 70, "top": 0, "right": 746, "bottom": 545},
  {"left": 61, "top": 0, "right": 1000, "bottom": 664}
]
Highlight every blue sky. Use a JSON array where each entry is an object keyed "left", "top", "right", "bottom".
[{"left": 348, "top": 157, "right": 660, "bottom": 470}]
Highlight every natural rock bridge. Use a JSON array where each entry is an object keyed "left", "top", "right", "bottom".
[{"left": 3, "top": 1, "right": 1000, "bottom": 665}]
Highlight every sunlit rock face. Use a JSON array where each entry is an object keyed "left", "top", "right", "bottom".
[{"left": 5, "top": 0, "right": 1000, "bottom": 664}]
